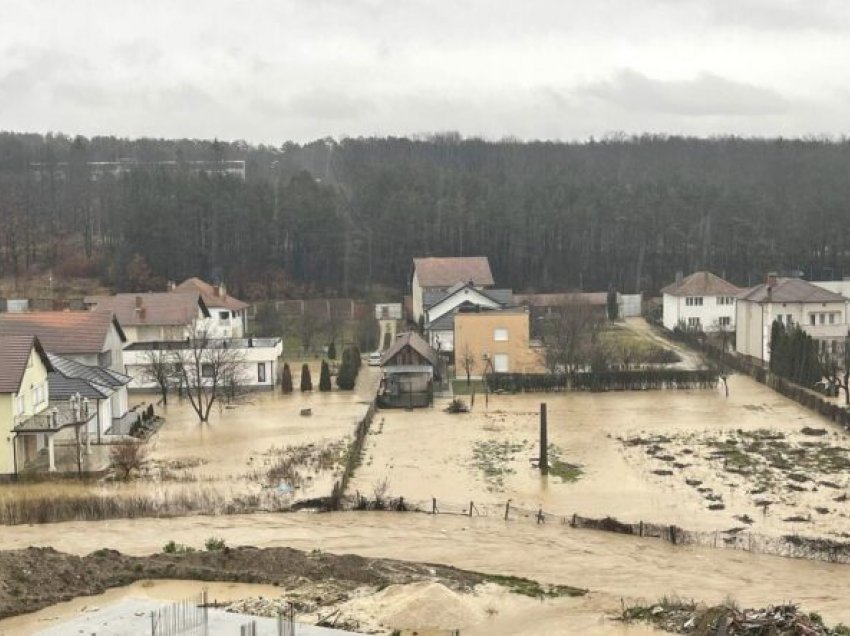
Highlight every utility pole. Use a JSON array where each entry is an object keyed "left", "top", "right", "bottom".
[{"left": 539, "top": 402, "right": 548, "bottom": 475}]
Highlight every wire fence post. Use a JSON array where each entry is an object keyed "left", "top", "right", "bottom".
[{"left": 504, "top": 500, "right": 510, "bottom": 521}]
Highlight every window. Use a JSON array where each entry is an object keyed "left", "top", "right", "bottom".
[
  {"left": 33, "top": 382, "right": 46, "bottom": 408},
  {"left": 829, "top": 313, "right": 836, "bottom": 325},
  {"left": 810, "top": 314, "right": 816, "bottom": 326},
  {"left": 257, "top": 363, "right": 266, "bottom": 383},
  {"left": 15, "top": 394, "right": 25, "bottom": 415},
  {"left": 201, "top": 363, "right": 214, "bottom": 378},
  {"left": 98, "top": 350, "right": 112, "bottom": 368},
  {"left": 493, "top": 328, "right": 509, "bottom": 342},
  {"left": 381, "top": 306, "right": 390, "bottom": 319},
  {"left": 219, "top": 311, "right": 230, "bottom": 320},
  {"left": 718, "top": 316, "right": 731, "bottom": 327},
  {"left": 685, "top": 297, "right": 704, "bottom": 307},
  {"left": 716, "top": 296, "right": 734, "bottom": 306},
  {"left": 687, "top": 317, "right": 701, "bottom": 328},
  {"left": 784, "top": 314, "right": 792, "bottom": 326},
  {"left": 819, "top": 313, "right": 825, "bottom": 325},
  {"left": 494, "top": 353, "right": 509, "bottom": 373}
]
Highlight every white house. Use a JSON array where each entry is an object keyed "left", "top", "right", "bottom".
[
  {"left": 736, "top": 275, "right": 850, "bottom": 362},
  {"left": 375, "top": 303, "right": 403, "bottom": 351},
  {"left": 171, "top": 278, "right": 249, "bottom": 338},
  {"left": 411, "top": 256, "right": 494, "bottom": 324},
  {"left": 123, "top": 337, "right": 283, "bottom": 392},
  {"left": 422, "top": 282, "right": 513, "bottom": 353},
  {"left": 661, "top": 271, "right": 741, "bottom": 332}
]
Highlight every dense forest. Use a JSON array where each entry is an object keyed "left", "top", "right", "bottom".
[{"left": 1, "top": 131, "right": 850, "bottom": 300}]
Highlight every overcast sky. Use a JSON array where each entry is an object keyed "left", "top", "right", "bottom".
[{"left": 2, "top": 0, "right": 849, "bottom": 143}]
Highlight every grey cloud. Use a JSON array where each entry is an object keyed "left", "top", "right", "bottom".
[
  {"left": 284, "top": 89, "right": 374, "bottom": 120},
  {"left": 577, "top": 70, "right": 790, "bottom": 117}
]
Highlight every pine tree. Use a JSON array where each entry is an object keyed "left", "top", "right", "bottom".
[
  {"left": 327, "top": 341, "right": 337, "bottom": 360},
  {"left": 336, "top": 346, "right": 360, "bottom": 390},
  {"left": 319, "top": 360, "right": 332, "bottom": 391},
  {"left": 300, "top": 363, "right": 313, "bottom": 391},
  {"left": 281, "top": 362, "right": 293, "bottom": 394},
  {"left": 606, "top": 287, "right": 618, "bottom": 322}
]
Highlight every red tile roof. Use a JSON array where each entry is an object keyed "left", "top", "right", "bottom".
[
  {"left": 413, "top": 257, "right": 494, "bottom": 288},
  {"left": 661, "top": 271, "right": 742, "bottom": 297},
  {"left": 0, "top": 335, "right": 52, "bottom": 393},
  {"left": 85, "top": 292, "right": 209, "bottom": 326},
  {"left": 173, "top": 278, "right": 249, "bottom": 311},
  {"left": 0, "top": 311, "right": 123, "bottom": 355}
]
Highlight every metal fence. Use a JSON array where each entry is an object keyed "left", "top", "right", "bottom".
[{"left": 150, "top": 591, "right": 207, "bottom": 636}]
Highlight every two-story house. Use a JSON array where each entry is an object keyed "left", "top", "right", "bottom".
[
  {"left": 453, "top": 306, "right": 542, "bottom": 376},
  {"left": 171, "top": 278, "right": 249, "bottom": 338},
  {"left": 0, "top": 310, "right": 130, "bottom": 432},
  {"left": 411, "top": 256, "right": 494, "bottom": 324},
  {"left": 661, "top": 271, "right": 742, "bottom": 332},
  {"left": 736, "top": 275, "right": 850, "bottom": 362},
  {"left": 84, "top": 292, "right": 210, "bottom": 344},
  {"left": 423, "top": 282, "right": 513, "bottom": 355},
  {"left": 0, "top": 336, "right": 52, "bottom": 476}
]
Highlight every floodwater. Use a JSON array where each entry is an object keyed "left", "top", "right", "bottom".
[
  {"left": 0, "top": 580, "right": 282, "bottom": 635},
  {"left": 352, "top": 373, "right": 849, "bottom": 536},
  {"left": 0, "top": 512, "right": 848, "bottom": 630},
  {"left": 0, "top": 367, "right": 380, "bottom": 513}
]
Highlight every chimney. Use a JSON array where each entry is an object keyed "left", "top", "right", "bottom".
[
  {"left": 167, "top": 280, "right": 176, "bottom": 292},
  {"left": 766, "top": 272, "right": 778, "bottom": 288},
  {"left": 675, "top": 270, "right": 683, "bottom": 284},
  {"left": 217, "top": 282, "right": 226, "bottom": 298}
]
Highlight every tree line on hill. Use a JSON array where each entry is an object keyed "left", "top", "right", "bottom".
[{"left": 2, "top": 131, "right": 850, "bottom": 299}]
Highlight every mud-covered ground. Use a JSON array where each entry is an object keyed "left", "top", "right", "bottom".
[{"left": 0, "top": 544, "right": 581, "bottom": 623}]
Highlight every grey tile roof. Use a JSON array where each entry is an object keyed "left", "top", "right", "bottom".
[
  {"left": 380, "top": 331, "right": 438, "bottom": 368},
  {"left": 47, "top": 373, "right": 112, "bottom": 400},
  {"left": 47, "top": 354, "right": 131, "bottom": 388},
  {"left": 739, "top": 278, "right": 848, "bottom": 303}
]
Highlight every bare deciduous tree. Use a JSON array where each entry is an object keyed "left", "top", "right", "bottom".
[
  {"left": 139, "top": 347, "right": 175, "bottom": 405},
  {"left": 172, "top": 322, "right": 247, "bottom": 423},
  {"left": 459, "top": 344, "right": 476, "bottom": 387},
  {"left": 538, "top": 301, "right": 605, "bottom": 374},
  {"left": 110, "top": 440, "right": 149, "bottom": 480}
]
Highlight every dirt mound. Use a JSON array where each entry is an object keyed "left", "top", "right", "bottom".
[
  {"left": 0, "top": 545, "right": 489, "bottom": 620},
  {"left": 374, "top": 581, "right": 485, "bottom": 630}
]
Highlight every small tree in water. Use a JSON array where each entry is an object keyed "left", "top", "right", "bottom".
[
  {"left": 319, "top": 360, "right": 332, "bottom": 391},
  {"left": 300, "top": 363, "right": 313, "bottom": 391},
  {"left": 281, "top": 362, "right": 293, "bottom": 394}
]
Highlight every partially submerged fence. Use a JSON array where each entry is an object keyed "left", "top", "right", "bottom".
[
  {"left": 341, "top": 495, "right": 850, "bottom": 566},
  {"left": 328, "top": 399, "right": 377, "bottom": 510},
  {"left": 666, "top": 328, "right": 850, "bottom": 432},
  {"left": 485, "top": 368, "right": 718, "bottom": 393}
]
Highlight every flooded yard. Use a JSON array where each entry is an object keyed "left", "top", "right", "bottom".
[
  {"left": 0, "top": 367, "right": 379, "bottom": 524},
  {"left": 352, "top": 372, "right": 849, "bottom": 537}
]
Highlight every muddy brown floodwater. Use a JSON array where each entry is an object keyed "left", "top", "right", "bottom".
[
  {"left": 0, "top": 367, "right": 380, "bottom": 516},
  {"left": 0, "top": 512, "right": 849, "bottom": 630},
  {"left": 353, "top": 373, "right": 849, "bottom": 537}
]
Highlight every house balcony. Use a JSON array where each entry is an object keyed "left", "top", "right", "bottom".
[{"left": 802, "top": 324, "right": 850, "bottom": 340}]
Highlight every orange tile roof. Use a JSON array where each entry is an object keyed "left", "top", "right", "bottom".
[
  {"left": 85, "top": 292, "right": 209, "bottom": 326},
  {"left": 413, "top": 257, "right": 494, "bottom": 288},
  {"left": 173, "top": 278, "right": 249, "bottom": 311},
  {"left": 0, "top": 311, "right": 123, "bottom": 355}
]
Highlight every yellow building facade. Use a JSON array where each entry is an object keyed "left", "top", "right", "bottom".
[
  {"left": 1, "top": 339, "right": 51, "bottom": 475},
  {"left": 453, "top": 308, "right": 542, "bottom": 377}
]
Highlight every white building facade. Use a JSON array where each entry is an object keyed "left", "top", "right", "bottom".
[
  {"left": 736, "top": 277, "right": 850, "bottom": 362},
  {"left": 661, "top": 271, "right": 741, "bottom": 332}
]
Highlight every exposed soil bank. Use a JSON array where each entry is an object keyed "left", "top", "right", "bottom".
[{"left": 0, "top": 544, "right": 581, "bottom": 621}]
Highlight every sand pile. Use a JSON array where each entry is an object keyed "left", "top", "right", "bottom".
[{"left": 347, "top": 581, "right": 485, "bottom": 631}]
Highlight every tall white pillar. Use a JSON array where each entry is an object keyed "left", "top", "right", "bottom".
[{"left": 47, "top": 436, "right": 56, "bottom": 472}]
